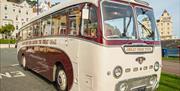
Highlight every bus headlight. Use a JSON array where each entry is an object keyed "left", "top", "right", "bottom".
[
  {"left": 113, "top": 66, "right": 123, "bottom": 79},
  {"left": 119, "top": 82, "right": 128, "bottom": 91},
  {"left": 149, "top": 75, "right": 157, "bottom": 85},
  {"left": 154, "top": 62, "right": 159, "bottom": 71}
]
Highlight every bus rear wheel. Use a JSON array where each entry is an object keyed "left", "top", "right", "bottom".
[
  {"left": 21, "top": 56, "right": 27, "bottom": 70},
  {"left": 55, "top": 66, "right": 67, "bottom": 91}
]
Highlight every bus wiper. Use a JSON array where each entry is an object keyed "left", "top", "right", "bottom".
[
  {"left": 138, "top": 21, "right": 154, "bottom": 38},
  {"left": 123, "top": 16, "right": 132, "bottom": 37}
]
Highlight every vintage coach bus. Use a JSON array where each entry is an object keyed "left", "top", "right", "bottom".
[{"left": 16, "top": 0, "right": 161, "bottom": 91}]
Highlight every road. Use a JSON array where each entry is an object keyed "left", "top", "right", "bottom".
[
  {"left": 0, "top": 48, "right": 180, "bottom": 91},
  {"left": 0, "top": 48, "right": 56, "bottom": 91}
]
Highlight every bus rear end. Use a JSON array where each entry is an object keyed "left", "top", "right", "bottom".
[{"left": 94, "top": 0, "right": 161, "bottom": 91}]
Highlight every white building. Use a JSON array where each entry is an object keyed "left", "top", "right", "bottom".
[
  {"left": 0, "top": 0, "right": 36, "bottom": 38},
  {"left": 39, "top": 0, "right": 51, "bottom": 13},
  {"left": 156, "top": 10, "right": 173, "bottom": 40}
]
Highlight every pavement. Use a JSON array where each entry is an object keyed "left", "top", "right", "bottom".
[
  {"left": 0, "top": 44, "right": 15, "bottom": 48},
  {"left": 0, "top": 48, "right": 56, "bottom": 91},
  {"left": 162, "top": 61, "right": 180, "bottom": 76}
]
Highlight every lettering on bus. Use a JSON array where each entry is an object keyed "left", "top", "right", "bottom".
[{"left": 22, "top": 39, "right": 57, "bottom": 46}]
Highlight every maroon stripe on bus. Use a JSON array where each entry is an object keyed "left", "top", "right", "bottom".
[{"left": 104, "top": 40, "right": 161, "bottom": 45}]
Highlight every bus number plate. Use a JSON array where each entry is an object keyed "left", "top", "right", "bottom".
[{"left": 124, "top": 46, "right": 153, "bottom": 53}]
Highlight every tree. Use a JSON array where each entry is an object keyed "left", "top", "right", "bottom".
[
  {"left": 0, "top": 27, "right": 2, "bottom": 33},
  {"left": 0, "top": 24, "right": 15, "bottom": 39},
  {"left": 26, "top": 0, "right": 37, "bottom": 6}
]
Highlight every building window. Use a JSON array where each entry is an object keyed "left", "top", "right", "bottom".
[
  {"left": 5, "top": 16, "right": 8, "bottom": 19},
  {"left": 16, "top": 26, "right": 18, "bottom": 30},
  {"left": 26, "top": 11, "right": 28, "bottom": 15},
  {"left": 4, "top": 6, "right": 7, "bottom": 10},
  {"left": 26, "top": 18, "right": 29, "bottom": 22},
  {"left": 161, "top": 23, "right": 163, "bottom": 26},
  {"left": 167, "top": 23, "right": 169, "bottom": 25},
  {"left": 161, "top": 28, "right": 163, "bottom": 31},
  {"left": 13, "top": 9, "right": 15, "bottom": 12},
  {"left": 161, "top": 32, "right": 163, "bottom": 35},
  {"left": 16, "top": 16, "right": 18, "bottom": 20},
  {"left": 19, "top": 10, "right": 21, "bottom": 13}
]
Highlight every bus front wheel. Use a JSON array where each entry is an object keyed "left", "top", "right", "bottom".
[{"left": 55, "top": 66, "right": 67, "bottom": 91}]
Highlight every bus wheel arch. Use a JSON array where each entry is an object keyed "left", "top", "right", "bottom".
[
  {"left": 55, "top": 63, "right": 68, "bottom": 91},
  {"left": 53, "top": 58, "right": 74, "bottom": 91}
]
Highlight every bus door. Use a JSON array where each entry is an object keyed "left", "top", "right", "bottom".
[{"left": 65, "top": 5, "right": 82, "bottom": 90}]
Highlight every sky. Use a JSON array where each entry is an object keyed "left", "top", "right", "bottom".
[{"left": 48, "top": 0, "right": 180, "bottom": 38}]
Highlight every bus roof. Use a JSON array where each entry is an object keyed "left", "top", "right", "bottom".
[{"left": 20, "top": 0, "right": 150, "bottom": 30}]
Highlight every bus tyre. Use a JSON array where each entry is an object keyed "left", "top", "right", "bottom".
[
  {"left": 21, "top": 56, "right": 27, "bottom": 70},
  {"left": 55, "top": 66, "right": 67, "bottom": 91}
]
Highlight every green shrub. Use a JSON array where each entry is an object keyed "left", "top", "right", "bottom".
[{"left": 0, "top": 39, "right": 16, "bottom": 44}]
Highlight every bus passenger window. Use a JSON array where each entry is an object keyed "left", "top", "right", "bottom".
[
  {"left": 52, "top": 13, "right": 60, "bottom": 35},
  {"left": 52, "top": 11, "right": 67, "bottom": 36},
  {"left": 19, "top": 31, "right": 23, "bottom": 40},
  {"left": 82, "top": 5, "right": 98, "bottom": 38},
  {"left": 68, "top": 6, "right": 81, "bottom": 36},
  {"left": 42, "top": 16, "right": 52, "bottom": 36},
  {"left": 27, "top": 26, "right": 31, "bottom": 39},
  {"left": 29, "top": 26, "right": 33, "bottom": 38},
  {"left": 33, "top": 21, "right": 40, "bottom": 37},
  {"left": 22, "top": 28, "right": 28, "bottom": 40}
]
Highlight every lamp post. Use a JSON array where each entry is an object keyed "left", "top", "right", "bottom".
[{"left": 37, "top": 0, "right": 39, "bottom": 15}]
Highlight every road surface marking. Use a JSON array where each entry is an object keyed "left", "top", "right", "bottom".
[
  {"left": 0, "top": 71, "right": 26, "bottom": 79},
  {"left": 11, "top": 64, "right": 19, "bottom": 67}
]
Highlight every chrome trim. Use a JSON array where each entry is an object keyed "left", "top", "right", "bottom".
[{"left": 115, "top": 75, "right": 157, "bottom": 91}]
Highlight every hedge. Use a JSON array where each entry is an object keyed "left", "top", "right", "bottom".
[{"left": 0, "top": 39, "right": 16, "bottom": 44}]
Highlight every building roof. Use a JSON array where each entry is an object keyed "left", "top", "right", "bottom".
[{"left": 162, "top": 9, "right": 170, "bottom": 16}]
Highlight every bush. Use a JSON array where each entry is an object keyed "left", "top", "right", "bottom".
[{"left": 0, "top": 39, "right": 16, "bottom": 44}]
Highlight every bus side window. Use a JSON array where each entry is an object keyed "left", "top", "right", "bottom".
[
  {"left": 42, "top": 16, "right": 52, "bottom": 36},
  {"left": 33, "top": 21, "right": 41, "bottom": 37},
  {"left": 22, "top": 28, "right": 28, "bottom": 40},
  {"left": 52, "top": 13, "right": 60, "bottom": 35},
  {"left": 82, "top": 5, "right": 98, "bottom": 38},
  {"left": 19, "top": 31, "right": 23, "bottom": 41},
  {"left": 52, "top": 11, "right": 67, "bottom": 36},
  {"left": 68, "top": 6, "right": 81, "bottom": 36}
]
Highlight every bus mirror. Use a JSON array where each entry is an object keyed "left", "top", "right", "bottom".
[{"left": 82, "top": 8, "right": 89, "bottom": 19}]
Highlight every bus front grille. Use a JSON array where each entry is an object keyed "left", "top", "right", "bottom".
[{"left": 115, "top": 75, "right": 157, "bottom": 91}]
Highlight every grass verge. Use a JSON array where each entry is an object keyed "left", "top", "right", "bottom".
[
  {"left": 158, "top": 73, "right": 180, "bottom": 91},
  {"left": 162, "top": 57, "right": 179, "bottom": 61}
]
